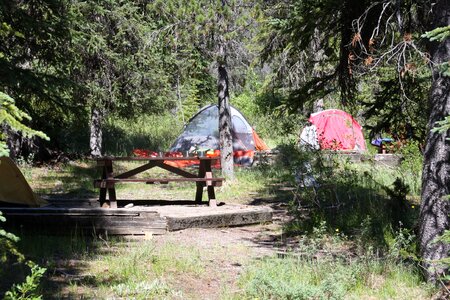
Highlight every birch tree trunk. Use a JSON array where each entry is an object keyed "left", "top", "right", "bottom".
[
  {"left": 89, "top": 106, "right": 103, "bottom": 157},
  {"left": 419, "top": 0, "right": 450, "bottom": 282},
  {"left": 218, "top": 65, "right": 234, "bottom": 179}
]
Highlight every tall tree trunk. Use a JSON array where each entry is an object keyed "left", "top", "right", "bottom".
[
  {"left": 419, "top": 0, "right": 450, "bottom": 282},
  {"left": 312, "top": 29, "right": 324, "bottom": 113},
  {"left": 218, "top": 65, "right": 234, "bottom": 179},
  {"left": 89, "top": 106, "right": 103, "bottom": 157},
  {"left": 216, "top": 0, "right": 233, "bottom": 178},
  {"left": 176, "top": 73, "right": 185, "bottom": 124}
]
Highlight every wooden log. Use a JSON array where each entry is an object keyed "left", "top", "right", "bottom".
[
  {"left": 166, "top": 207, "right": 273, "bottom": 231},
  {"left": 1, "top": 207, "right": 167, "bottom": 235}
]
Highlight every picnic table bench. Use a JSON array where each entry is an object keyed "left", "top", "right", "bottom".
[{"left": 94, "top": 156, "right": 224, "bottom": 208}]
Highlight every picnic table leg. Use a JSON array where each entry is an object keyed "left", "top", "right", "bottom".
[
  {"left": 99, "top": 166, "right": 107, "bottom": 207},
  {"left": 105, "top": 161, "right": 117, "bottom": 208},
  {"left": 195, "top": 162, "right": 206, "bottom": 204},
  {"left": 204, "top": 160, "right": 217, "bottom": 207},
  {"left": 108, "top": 186, "right": 117, "bottom": 209},
  {"left": 206, "top": 172, "right": 217, "bottom": 207},
  {"left": 99, "top": 159, "right": 117, "bottom": 208}
]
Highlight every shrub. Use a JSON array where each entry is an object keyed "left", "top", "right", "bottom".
[{"left": 0, "top": 211, "right": 46, "bottom": 299}]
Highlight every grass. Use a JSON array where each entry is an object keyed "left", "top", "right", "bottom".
[
  {"left": 11, "top": 234, "right": 207, "bottom": 299},
  {"left": 84, "top": 241, "right": 204, "bottom": 299},
  {"left": 232, "top": 224, "right": 435, "bottom": 300},
  {"left": 235, "top": 253, "right": 433, "bottom": 300}
]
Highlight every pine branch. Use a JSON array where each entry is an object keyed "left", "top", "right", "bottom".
[
  {"left": 422, "top": 26, "right": 450, "bottom": 42},
  {"left": 0, "top": 92, "right": 49, "bottom": 157}
]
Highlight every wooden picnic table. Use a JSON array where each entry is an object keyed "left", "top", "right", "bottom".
[{"left": 94, "top": 156, "right": 224, "bottom": 208}]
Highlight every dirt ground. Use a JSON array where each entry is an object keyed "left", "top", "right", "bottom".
[{"left": 150, "top": 209, "right": 292, "bottom": 299}]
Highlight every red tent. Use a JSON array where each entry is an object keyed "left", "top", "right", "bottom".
[{"left": 309, "top": 109, "right": 366, "bottom": 151}]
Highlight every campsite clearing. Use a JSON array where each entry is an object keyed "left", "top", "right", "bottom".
[
  {"left": 1, "top": 159, "right": 272, "bottom": 235},
  {"left": 1, "top": 157, "right": 436, "bottom": 299}
]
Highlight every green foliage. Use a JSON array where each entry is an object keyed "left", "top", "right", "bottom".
[
  {"left": 361, "top": 69, "right": 430, "bottom": 144},
  {"left": 273, "top": 144, "right": 420, "bottom": 252},
  {"left": 0, "top": 0, "right": 75, "bottom": 148},
  {"left": 4, "top": 262, "right": 46, "bottom": 300},
  {"left": 399, "top": 141, "right": 423, "bottom": 195},
  {"left": 0, "top": 211, "right": 22, "bottom": 263},
  {"left": 145, "top": 0, "right": 256, "bottom": 114},
  {"left": 423, "top": 26, "right": 450, "bottom": 78},
  {"left": 432, "top": 116, "right": 450, "bottom": 137},
  {"left": 258, "top": 0, "right": 374, "bottom": 108},
  {"left": 422, "top": 26, "right": 450, "bottom": 42},
  {"left": 0, "top": 92, "right": 49, "bottom": 157},
  {"left": 437, "top": 62, "right": 450, "bottom": 77},
  {"left": 1, "top": 212, "right": 46, "bottom": 299},
  {"left": 386, "top": 227, "right": 418, "bottom": 262},
  {"left": 229, "top": 68, "right": 305, "bottom": 145},
  {"left": 0, "top": 0, "right": 72, "bottom": 97},
  {"left": 69, "top": 0, "right": 177, "bottom": 115}
]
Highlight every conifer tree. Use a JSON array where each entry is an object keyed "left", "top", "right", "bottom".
[{"left": 0, "top": 92, "right": 49, "bottom": 157}]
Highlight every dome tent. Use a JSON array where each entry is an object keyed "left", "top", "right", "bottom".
[
  {"left": 301, "top": 109, "right": 366, "bottom": 151},
  {"left": 0, "top": 157, "right": 47, "bottom": 207},
  {"left": 170, "top": 104, "right": 269, "bottom": 165}
]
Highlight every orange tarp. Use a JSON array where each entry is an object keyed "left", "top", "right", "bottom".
[{"left": 252, "top": 129, "right": 270, "bottom": 151}]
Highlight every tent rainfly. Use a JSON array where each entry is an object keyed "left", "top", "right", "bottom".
[{"left": 300, "top": 109, "right": 366, "bottom": 151}]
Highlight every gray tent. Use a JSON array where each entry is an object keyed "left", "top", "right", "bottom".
[
  {"left": 170, "top": 104, "right": 257, "bottom": 153},
  {"left": 170, "top": 105, "right": 269, "bottom": 166}
]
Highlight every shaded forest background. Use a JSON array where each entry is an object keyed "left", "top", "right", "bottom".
[{"left": 0, "top": 0, "right": 433, "bottom": 159}]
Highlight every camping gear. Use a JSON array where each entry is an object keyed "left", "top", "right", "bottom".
[
  {"left": 170, "top": 104, "right": 269, "bottom": 165},
  {"left": 302, "top": 109, "right": 366, "bottom": 151},
  {"left": 371, "top": 137, "right": 395, "bottom": 154},
  {"left": 299, "top": 124, "right": 320, "bottom": 150},
  {"left": 0, "top": 157, "right": 47, "bottom": 207}
]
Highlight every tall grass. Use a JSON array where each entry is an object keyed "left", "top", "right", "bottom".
[
  {"left": 234, "top": 224, "right": 435, "bottom": 300},
  {"left": 270, "top": 144, "right": 421, "bottom": 239},
  {"left": 237, "top": 253, "right": 433, "bottom": 300}
]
